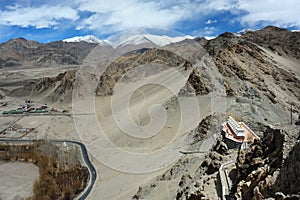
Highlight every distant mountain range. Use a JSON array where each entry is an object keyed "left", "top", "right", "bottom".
[
  {"left": 63, "top": 34, "right": 194, "bottom": 48},
  {"left": 0, "top": 38, "right": 98, "bottom": 68},
  {"left": 63, "top": 35, "right": 109, "bottom": 45},
  {"left": 1, "top": 26, "right": 299, "bottom": 69},
  {"left": 0, "top": 32, "right": 194, "bottom": 68}
]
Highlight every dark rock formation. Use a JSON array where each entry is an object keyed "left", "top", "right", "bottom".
[
  {"left": 187, "top": 114, "right": 226, "bottom": 145},
  {"left": 274, "top": 141, "right": 300, "bottom": 196},
  {"left": 233, "top": 127, "right": 285, "bottom": 199},
  {"left": 214, "top": 136, "right": 228, "bottom": 155},
  {"left": 184, "top": 69, "right": 212, "bottom": 96}
]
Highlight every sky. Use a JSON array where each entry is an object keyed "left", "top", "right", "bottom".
[{"left": 0, "top": 0, "right": 299, "bottom": 43}]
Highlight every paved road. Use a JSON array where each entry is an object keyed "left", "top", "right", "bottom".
[{"left": 0, "top": 139, "right": 97, "bottom": 200}]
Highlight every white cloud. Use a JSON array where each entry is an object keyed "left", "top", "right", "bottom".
[
  {"left": 202, "top": 0, "right": 300, "bottom": 27},
  {"left": 194, "top": 0, "right": 300, "bottom": 28},
  {"left": 236, "top": 0, "right": 300, "bottom": 27},
  {"left": 202, "top": 0, "right": 237, "bottom": 11},
  {"left": 0, "top": 5, "right": 79, "bottom": 28},
  {"left": 192, "top": 26, "right": 217, "bottom": 38},
  {"left": 75, "top": 0, "right": 300, "bottom": 34},
  {"left": 1, "top": 0, "right": 299, "bottom": 38},
  {"left": 75, "top": 0, "right": 197, "bottom": 33},
  {"left": 205, "top": 19, "right": 217, "bottom": 25},
  {"left": 203, "top": 26, "right": 216, "bottom": 35}
]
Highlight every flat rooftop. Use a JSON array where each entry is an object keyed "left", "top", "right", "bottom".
[{"left": 223, "top": 117, "right": 259, "bottom": 143}]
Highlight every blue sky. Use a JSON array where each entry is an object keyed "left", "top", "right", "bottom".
[{"left": 0, "top": 0, "right": 299, "bottom": 43}]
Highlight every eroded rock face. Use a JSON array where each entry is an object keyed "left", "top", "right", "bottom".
[
  {"left": 180, "top": 69, "right": 212, "bottom": 96},
  {"left": 189, "top": 115, "right": 212, "bottom": 144},
  {"left": 233, "top": 127, "right": 285, "bottom": 199},
  {"left": 187, "top": 114, "right": 226, "bottom": 145},
  {"left": 10, "top": 70, "right": 77, "bottom": 102},
  {"left": 214, "top": 136, "right": 228, "bottom": 155},
  {"left": 274, "top": 141, "right": 300, "bottom": 196}
]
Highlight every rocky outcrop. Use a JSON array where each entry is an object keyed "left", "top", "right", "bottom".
[
  {"left": 233, "top": 127, "right": 285, "bottom": 199},
  {"left": 233, "top": 127, "right": 300, "bottom": 200},
  {"left": 179, "top": 68, "right": 212, "bottom": 96},
  {"left": 187, "top": 114, "right": 225, "bottom": 145},
  {"left": 274, "top": 141, "right": 300, "bottom": 196},
  {"left": 132, "top": 114, "right": 231, "bottom": 200},
  {"left": 204, "top": 32, "right": 239, "bottom": 56},
  {"left": 213, "top": 136, "right": 228, "bottom": 155},
  {"left": 174, "top": 152, "right": 223, "bottom": 200}
]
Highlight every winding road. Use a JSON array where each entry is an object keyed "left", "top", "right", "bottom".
[{"left": 0, "top": 139, "right": 97, "bottom": 200}]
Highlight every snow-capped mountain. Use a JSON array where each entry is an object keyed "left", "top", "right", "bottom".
[
  {"left": 63, "top": 34, "right": 194, "bottom": 48},
  {"left": 112, "top": 34, "right": 194, "bottom": 48},
  {"left": 235, "top": 28, "right": 256, "bottom": 36},
  {"left": 63, "top": 35, "right": 111, "bottom": 46}
]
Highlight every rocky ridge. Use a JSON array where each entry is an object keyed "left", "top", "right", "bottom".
[
  {"left": 95, "top": 48, "right": 192, "bottom": 96},
  {"left": 10, "top": 70, "right": 77, "bottom": 102},
  {"left": 0, "top": 38, "right": 97, "bottom": 68},
  {"left": 204, "top": 30, "right": 300, "bottom": 102}
]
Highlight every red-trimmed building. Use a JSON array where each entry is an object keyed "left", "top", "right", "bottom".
[{"left": 222, "top": 116, "right": 259, "bottom": 148}]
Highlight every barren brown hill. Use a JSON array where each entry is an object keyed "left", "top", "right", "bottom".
[
  {"left": 241, "top": 26, "right": 300, "bottom": 60},
  {"left": 95, "top": 48, "right": 192, "bottom": 96},
  {"left": 204, "top": 28, "right": 300, "bottom": 105},
  {"left": 10, "top": 70, "right": 77, "bottom": 102},
  {"left": 0, "top": 38, "right": 97, "bottom": 68}
]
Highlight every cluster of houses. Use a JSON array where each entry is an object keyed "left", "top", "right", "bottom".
[{"left": 2, "top": 100, "right": 48, "bottom": 115}]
